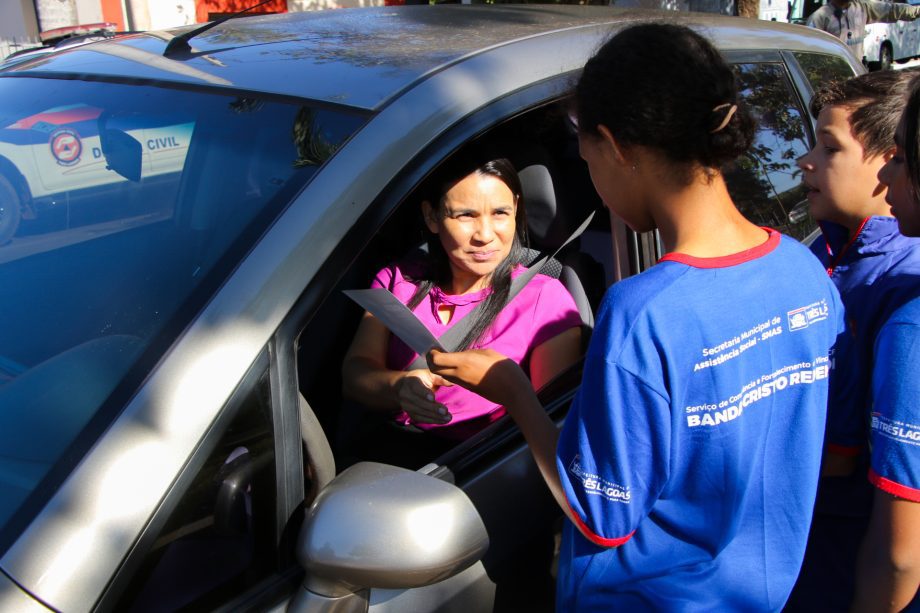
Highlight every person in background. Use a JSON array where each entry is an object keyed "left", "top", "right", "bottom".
[
  {"left": 807, "top": 0, "right": 920, "bottom": 65},
  {"left": 853, "top": 74, "right": 920, "bottom": 612},
  {"left": 428, "top": 23, "right": 844, "bottom": 611},
  {"left": 788, "top": 70, "right": 920, "bottom": 612}
]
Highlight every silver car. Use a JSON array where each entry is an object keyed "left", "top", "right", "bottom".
[{"left": 0, "top": 7, "right": 861, "bottom": 612}]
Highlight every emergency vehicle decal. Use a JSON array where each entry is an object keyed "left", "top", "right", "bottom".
[{"left": 50, "top": 128, "right": 82, "bottom": 166}]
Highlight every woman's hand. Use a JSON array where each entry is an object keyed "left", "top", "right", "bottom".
[
  {"left": 396, "top": 369, "right": 453, "bottom": 424},
  {"left": 427, "top": 348, "right": 532, "bottom": 410}
]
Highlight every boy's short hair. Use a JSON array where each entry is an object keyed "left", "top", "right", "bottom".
[{"left": 809, "top": 71, "right": 913, "bottom": 159}]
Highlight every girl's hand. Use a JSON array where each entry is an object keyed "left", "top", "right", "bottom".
[
  {"left": 396, "top": 369, "right": 453, "bottom": 424},
  {"left": 427, "top": 349, "right": 531, "bottom": 409}
]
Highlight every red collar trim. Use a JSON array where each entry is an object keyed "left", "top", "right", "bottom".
[
  {"left": 659, "top": 228, "right": 780, "bottom": 269},
  {"left": 826, "top": 217, "right": 870, "bottom": 277}
]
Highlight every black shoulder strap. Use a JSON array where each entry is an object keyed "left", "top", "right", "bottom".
[{"left": 405, "top": 211, "right": 594, "bottom": 370}]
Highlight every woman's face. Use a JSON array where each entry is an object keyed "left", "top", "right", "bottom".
[
  {"left": 878, "top": 118, "right": 920, "bottom": 237},
  {"left": 424, "top": 171, "right": 518, "bottom": 292}
]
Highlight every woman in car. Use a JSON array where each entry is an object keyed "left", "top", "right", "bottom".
[
  {"left": 342, "top": 154, "right": 582, "bottom": 462},
  {"left": 427, "top": 24, "right": 844, "bottom": 610}
]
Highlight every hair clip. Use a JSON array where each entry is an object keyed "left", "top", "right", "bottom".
[{"left": 710, "top": 103, "right": 738, "bottom": 133}]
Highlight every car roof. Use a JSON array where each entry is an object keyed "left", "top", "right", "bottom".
[{"left": 0, "top": 6, "right": 850, "bottom": 111}]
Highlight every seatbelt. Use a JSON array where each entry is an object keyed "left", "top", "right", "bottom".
[{"left": 402, "top": 210, "right": 594, "bottom": 369}]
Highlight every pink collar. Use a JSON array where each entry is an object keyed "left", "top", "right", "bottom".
[{"left": 431, "top": 284, "right": 492, "bottom": 307}]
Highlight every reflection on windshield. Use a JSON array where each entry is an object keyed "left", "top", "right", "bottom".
[{"left": 0, "top": 76, "right": 364, "bottom": 540}]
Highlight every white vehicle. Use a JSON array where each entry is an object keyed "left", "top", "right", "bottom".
[
  {"left": 863, "top": 0, "right": 920, "bottom": 70},
  {"left": 0, "top": 104, "right": 191, "bottom": 243}
]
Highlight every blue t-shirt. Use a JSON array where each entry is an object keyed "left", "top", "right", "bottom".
[
  {"left": 556, "top": 231, "right": 844, "bottom": 611},
  {"left": 869, "top": 296, "right": 920, "bottom": 502}
]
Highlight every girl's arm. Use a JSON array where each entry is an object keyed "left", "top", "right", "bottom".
[
  {"left": 427, "top": 348, "right": 597, "bottom": 542},
  {"left": 529, "top": 327, "right": 582, "bottom": 391},
  {"left": 852, "top": 491, "right": 920, "bottom": 612}
]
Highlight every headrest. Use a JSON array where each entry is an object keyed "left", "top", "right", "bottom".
[{"left": 519, "top": 163, "right": 571, "bottom": 250}]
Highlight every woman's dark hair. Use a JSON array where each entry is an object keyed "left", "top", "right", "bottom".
[
  {"left": 406, "top": 155, "right": 527, "bottom": 351},
  {"left": 904, "top": 75, "right": 920, "bottom": 199},
  {"left": 809, "top": 70, "right": 913, "bottom": 159},
  {"left": 574, "top": 23, "right": 756, "bottom": 183}
]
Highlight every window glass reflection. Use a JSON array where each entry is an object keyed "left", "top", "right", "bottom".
[
  {"left": 0, "top": 76, "right": 364, "bottom": 541},
  {"left": 727, "top": 62, "right": 816, "bottom": 242}
]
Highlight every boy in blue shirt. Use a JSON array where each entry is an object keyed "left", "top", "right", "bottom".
[
  {"left": 855, "top": 79, "right": 920, "bottom": 612},
  {"left": 790, "top": 70, "right": 920, "bottom": 611}
]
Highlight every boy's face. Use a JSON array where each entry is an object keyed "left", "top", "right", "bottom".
[{"left": 798, "top": 105, "right": 892, "bottom": 234}]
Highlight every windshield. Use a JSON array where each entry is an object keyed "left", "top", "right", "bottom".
[{"left": 0, "top": 76, "right": 364, "bottom": 539}]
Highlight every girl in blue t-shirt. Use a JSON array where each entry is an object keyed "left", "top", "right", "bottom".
[
  {"left": 855, "top": 75, "right": 920, "bottom": 613},
  {"left": 428, "top": 24, "right": 844, "bottom": 611}
]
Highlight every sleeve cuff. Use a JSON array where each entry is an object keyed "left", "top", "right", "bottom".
[
  {"left": 565, "top": 499, "right": 635, "bottom": 548},
  {"left": 869, "top": 468, "right": 920, "bottom": 502}
]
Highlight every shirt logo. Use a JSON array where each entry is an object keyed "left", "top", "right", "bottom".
[
  {"left": 569, "top": 456, "right": 631, "bottom": 504},
  {"left": 788, "top": 300, "right": 829, "bottom": 331},
  {"left": 871, "top": 413, "right": 920, "bottom": 446}
]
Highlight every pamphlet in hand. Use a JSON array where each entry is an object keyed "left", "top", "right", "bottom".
[{"left": 343, "top": 288, "right": 445, "bottom": 357}]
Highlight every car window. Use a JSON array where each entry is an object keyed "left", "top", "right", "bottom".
[
  {"left": 725, "top": 62, "right": 815, "bottom": 242},
  {"left": 297, "top": 99, "right": 603, "bottom": 473},
  {"left": 114, "top": 368, "right": 283, "bottom": 611},
  {"left": 792, "top": 52, "right": 857, "bottom": 93},
  {"left": 0, "top": 76, "right": 365, "bottom": 544}
]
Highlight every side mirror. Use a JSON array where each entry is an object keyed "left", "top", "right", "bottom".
[
  {"left": 788, "top": 199, "right": 810, "bottom": 224},
  {"left": 213, "top": 447, "right": 272, "bottom": 536},
  {"left": 100, "top": 128, "right": 143, "bottom": 182},
  {"left": 289, "top": 462, "right": 489, "bottom": 612}
]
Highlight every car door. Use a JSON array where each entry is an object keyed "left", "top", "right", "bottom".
[{"left": 96, "top": 350, "right": 307, "bottom": 611}]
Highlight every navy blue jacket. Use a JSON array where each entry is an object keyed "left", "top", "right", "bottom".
[{"left": 813, "top": 216, "right": 920, "bottom": 454}]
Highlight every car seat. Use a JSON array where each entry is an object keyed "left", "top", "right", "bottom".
[{"left": 517, "top": 160, "right": 603, "bottom": 332}]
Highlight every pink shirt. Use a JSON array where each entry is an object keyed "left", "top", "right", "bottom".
[{"left": 371, "top": 260, "right": 582, "bottom": 433}]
